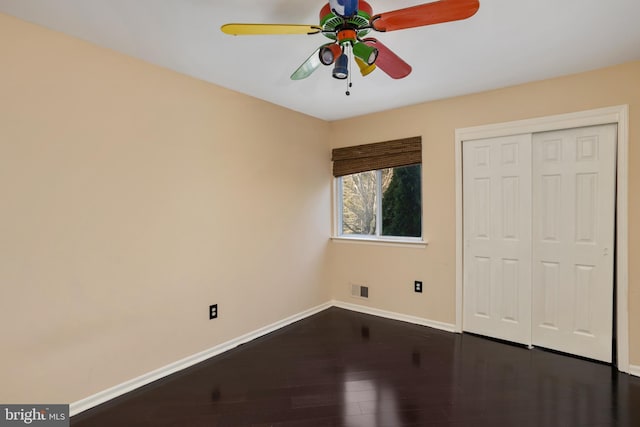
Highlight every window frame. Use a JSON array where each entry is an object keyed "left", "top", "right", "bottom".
[{"left": 333, "top": 166, "right": 426, "bottom": 245}]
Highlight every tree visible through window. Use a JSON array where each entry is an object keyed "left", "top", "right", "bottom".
[{"left": 340, "top": 164, "right": 421, "bottom": 238}]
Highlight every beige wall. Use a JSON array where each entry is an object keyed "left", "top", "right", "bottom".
[
  {"left": 0, "top": 14, "right": 331, "bottom": 404},
  {"left": 327, "top": 61, "right": 640, "bottom": 365}
]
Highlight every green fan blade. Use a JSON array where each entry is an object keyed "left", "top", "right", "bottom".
[{"left": 291, "top": 45, "right": 331, "bottom": 80}]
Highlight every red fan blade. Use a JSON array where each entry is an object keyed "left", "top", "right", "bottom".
[
  {"left": 363, "top": 38, "right": 411, "bottom": 79},
  {"left": 371, "top": 0, "right": 479, "bottom": 32}
]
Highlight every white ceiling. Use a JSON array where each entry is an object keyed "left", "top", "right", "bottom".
[{"left": 1, "top": 0, "right": 639, "bottom": 121}]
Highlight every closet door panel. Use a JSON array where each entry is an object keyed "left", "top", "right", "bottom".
[
  {"left": 531, "top": 124, "right": 617, "bottom": 363},
  {"left": 463, "top": 134, "right": 532, "bottom": 345}
]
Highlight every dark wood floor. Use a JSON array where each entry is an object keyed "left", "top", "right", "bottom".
[{"left": 71, "top": 307, "right": 640, "bottom": 426}]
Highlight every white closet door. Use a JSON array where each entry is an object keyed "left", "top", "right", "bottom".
[
  {"left": 463, "top": 134, "right": 532, "bottom": 345},
  {"left": 532, "top": 124, "right": 617, "bottom": 362}
]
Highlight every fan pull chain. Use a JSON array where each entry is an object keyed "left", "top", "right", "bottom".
[{"left": 346, "top": 44, "right": 353, "bottom": 96}]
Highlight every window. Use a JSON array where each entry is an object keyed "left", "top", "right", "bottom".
[
  {"left": 339, "top": 164, "right": 422, "bottom": 237},
  {"left": 332, "top": 137, "right": 422, "bottom": 240}
]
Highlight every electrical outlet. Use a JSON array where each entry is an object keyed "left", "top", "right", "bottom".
[
  {"left": 414, "top": 281, "right": 423, "bottom": 293},
  {"left": 209, "top": 304, "right": 218, "bottom": 319}
]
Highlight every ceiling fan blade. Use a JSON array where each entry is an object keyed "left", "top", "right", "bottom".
[
  {"left": 371, "top": 0, "right": 479, "bottom": 32},
  {"left": 329, "top": 0, "right": 359, "bottom": 18},
  {"left": 221, "top": 23, "right": 322, "bottom": 35},
  {"left": 363, "top": 38, "right": 411, "bottom": 79},
  {"left": 291, "top": 44, "right": 333, "bottom": 80}
]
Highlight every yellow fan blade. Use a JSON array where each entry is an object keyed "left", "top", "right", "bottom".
[{"left": 221, "top": 23, "right": 322, "bottom": 35}]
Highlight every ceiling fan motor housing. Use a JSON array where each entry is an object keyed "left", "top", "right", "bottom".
[
  {"left": 320, "top": 1, "right": 373, "bottom": 41},
  {"left": 328, "top": 0, "right": 360, "bottom": 18}
]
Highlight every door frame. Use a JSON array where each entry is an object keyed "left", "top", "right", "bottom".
[{"left": 454, "top": 105, "right": 630, "bottom": 372}]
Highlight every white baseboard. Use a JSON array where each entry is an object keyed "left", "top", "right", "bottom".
[
  {"left": 331, "top": 300, "right": 457, "bottom": 333},
  {"left": 629, "top": 364, "right": 640, "bottom": 378},
  {"left": 70, "top": 301, "right": 332, "bottom": 416}
]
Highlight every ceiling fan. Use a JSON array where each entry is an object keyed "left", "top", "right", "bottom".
[{"left": 221, "top": 0, "right": 479, "bottom": 90}]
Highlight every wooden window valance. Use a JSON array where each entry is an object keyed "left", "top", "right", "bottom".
[{"left": 331, "top": 136, "right": 422, "bottom": 177}]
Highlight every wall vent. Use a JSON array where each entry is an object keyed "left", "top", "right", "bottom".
[{"left": 350, "top": 284, "right": 369, "bottom": 299}]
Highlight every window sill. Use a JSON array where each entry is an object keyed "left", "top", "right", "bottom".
[{"left": 330, "top": 236, "right": 428, "bottom": 248}]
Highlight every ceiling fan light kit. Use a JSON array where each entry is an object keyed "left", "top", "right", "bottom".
[
  {"left": 352, "top": 42, "right": 378, "bottom": 66},
  {"left": 221, "top": 0, "right": 479, "bottom": 92},
  {"left": 355, "top": 56, "right": 376, "bottom": 77},
  {"left": 319, "top": 43, "right": 343, "bottom": 65},
  {"left": 332, "top": 53, "right": 350, "bottom": 80}
]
